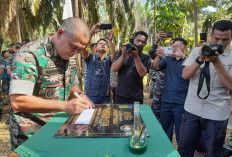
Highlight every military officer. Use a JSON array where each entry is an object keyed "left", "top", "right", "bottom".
[
  {"left": 9, "top": 17, "right": 94, "bottom": 149},
  {"left": 146, "top": 69, "right": 157, "bottom": 99},
  {"left": 6, "top": 43, "right": 22, "bottom": 76}
]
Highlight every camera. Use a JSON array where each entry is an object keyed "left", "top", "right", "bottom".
[
  {"left": 202, "top": 42, "right": 224, "bottom": 57},
  {"left": 125, "top": 37, "right": 136, "bottom": 51}
]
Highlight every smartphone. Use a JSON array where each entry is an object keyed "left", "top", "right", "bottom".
[
  {"left": 163, "top": 47, "right": 173, "bottom": 55},
  {"left": 200, "top": 33, "right": 207, "bottom": 41},
  {"left": 100, "top": 24, "right": 112, "bottom": 30},
  {"left": 167, "top": 32, "right": 173, "bottom": 37}
]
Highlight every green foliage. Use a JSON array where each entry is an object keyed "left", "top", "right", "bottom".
[
  {"left": 1, "top": 42, "right": 11, "bottom": 52},
  {"left": 103, "top": 0, "right": 136, "bottom": 46},
  {"left": 156, "top": 2, "right": 190, "bottom": 38},
  {"left": 82, "top": 0, "right": 99, "bottom": 28},
  {"left": 0, "top": 0, "right": 232, "bottom": 51},
  {"left": 143, "top": 45, "right": 151, "bottom": 55}
]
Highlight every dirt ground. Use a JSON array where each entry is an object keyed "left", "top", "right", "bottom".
[
  {"left": 0, "top": 92, "right": 231, "bottom": 156},
  {"left": 0, "top": 105, "right": 11, "bottom": 157}
]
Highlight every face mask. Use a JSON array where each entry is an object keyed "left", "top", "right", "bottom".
[{"left": 136, "top": 45, "right": 144, "bottom": 52}]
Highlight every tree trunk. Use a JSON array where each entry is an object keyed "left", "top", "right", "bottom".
[
  {"left": 154, "top": 0, "right": 156, "bottom": 42},
  {"left": 72, "top": 0, "right": 83, "bottom": 90},
  {"left": 72, "top": 0, "right": 79, "bottom": 17},
  {"left": 182, "top": 16, "right": 186, "bottom": 38},
  {"left": 78, "top": 0, "right": 83, "bottom": 18},
  {"left": 15, "top": 0, "right": 21, "bottom": 42},
  {"left": 192, "top": 0, "right": 198, "bottom": 47}
]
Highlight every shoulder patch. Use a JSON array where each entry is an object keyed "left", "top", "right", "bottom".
[
  {"left": 70, "top": 57, "right": 77, "bottom": 64},
  {"left": 42, "top": 68, "right": 59, "bottom": 75},
  {"left": 25, "top": 57, "right": 36, "bottom": 65},
  {"left": 69, "top": 65, "right": 77, "bottom": 71}
]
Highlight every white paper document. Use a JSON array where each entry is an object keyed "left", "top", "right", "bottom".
[{"left": 74, "top": 109, "right": 95, "bottom": 125}]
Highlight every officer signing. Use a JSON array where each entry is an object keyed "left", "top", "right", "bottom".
[{"left": 9, "top": 17, "right": 94, "bottom": 149}]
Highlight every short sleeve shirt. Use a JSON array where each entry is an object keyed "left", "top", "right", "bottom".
[
  {"left": 84, "top": 53, "right": 112, "bottom": 96},
  {"left": 183, "top": 46, "right": 232, "bottom": 120},
  {"left": 1, "top": 59, "right": 11, "bottom": 79},
  {"left": 10, "top": 35, "right": 79, "bottom": 122},
  {"left": 115, "top": 50, "right": 151, "bottom": 99}
]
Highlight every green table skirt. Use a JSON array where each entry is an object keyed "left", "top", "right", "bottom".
[{"left": 15, "top": 105, "right": 180, "bottom": 157}]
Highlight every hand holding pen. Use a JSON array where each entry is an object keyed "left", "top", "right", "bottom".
[{"left": 74, "top": 92, "right": 95, "bottom": 109}]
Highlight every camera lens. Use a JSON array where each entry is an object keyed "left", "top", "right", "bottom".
[
  {"left": 202, "top": 45, "right": 213, "bottom": 56},
  {"left": 126, "top": 44, "right": 135, "bottom": 51}
]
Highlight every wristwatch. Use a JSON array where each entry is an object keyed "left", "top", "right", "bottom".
[
  {"left": 146, "top": 84, "right": 149, "bottom": 86},
  {"left": 78, "top": 91, "right": 85, "bottom": 95},
  {"left": 195, "top": 56, "right": 204, "bottom": 65}
]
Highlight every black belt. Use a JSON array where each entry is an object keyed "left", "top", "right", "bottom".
[{"left": 15, "top": 112, "right": 46, "bottom": 126}]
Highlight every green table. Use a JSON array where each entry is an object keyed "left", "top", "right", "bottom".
[{"left": 14, "top": 105, "right": 180, "bottom": 157}]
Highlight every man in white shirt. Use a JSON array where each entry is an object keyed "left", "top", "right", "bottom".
[{"left": 178, "top": 20, "right": 232, "bottom": 157}]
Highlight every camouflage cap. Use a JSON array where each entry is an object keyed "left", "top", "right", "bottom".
[{"left": 14, "top": 43, "right": 23, "bottom": 48}]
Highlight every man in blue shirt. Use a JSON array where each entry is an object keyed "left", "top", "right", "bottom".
[
  {"left": 152, "top": 38, "right": 189, "bottom": 145},
  {"left": 82, "top": 24, "right": 117, "bottom": 104},
  {"left": 1, "top": 50, "right": 11, "bottom": 103},
  {"left": 150, "top": 38, "right": 174, "bottom": 121}
]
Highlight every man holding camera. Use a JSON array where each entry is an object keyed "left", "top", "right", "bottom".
[
  {"left": 111, "top": 31, "right": 151, "bottom": 104},
  {"left": 178, "top": 20, "right": 232, "bottom": 156},
  {"left": 152, "top": 38, "right": 189, "bottom": 144}
]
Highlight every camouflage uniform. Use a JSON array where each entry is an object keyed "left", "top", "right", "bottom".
[
  {"left": 0, "top": 56, "right": 4, "bottom": 68},
  {"left": 149, "top": 44, "right": 166, "bottom": 121},
  {"left": 151, "top": 69, "right": 166, "bottom": 121},
  {"left": 148, "top": 69, "right": 156, "bottom": 99},
  {"left": 6, "top": 52, "right": 16, "bottom": 70},
  {"left": 9, "top": 34, "right": 79, "bottom": 149}
]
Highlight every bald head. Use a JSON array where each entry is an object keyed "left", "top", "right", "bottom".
[
  {"left": 51, "top": 17, "right": 90, "bottom": 60},
  {"left": 59, "top": 17, "right": 90, "bottom": 38}
]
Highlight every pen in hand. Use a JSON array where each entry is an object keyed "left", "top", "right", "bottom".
[{"left": 74, "top": 92, "right": 89, "bottom": 109}]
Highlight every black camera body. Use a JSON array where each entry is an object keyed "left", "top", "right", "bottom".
[
  {"left": 202, "top": 42, "right": 224, "bottom": 57},
  {"left": 125, "top": 37, "right": 136, "bottom": 51}
]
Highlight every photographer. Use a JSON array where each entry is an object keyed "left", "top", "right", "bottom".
[
  {"left": 152, "top": 38, "right": 189, "bottom": 145},
  {"left": 111, "top": 31, "right": 151, "bottom": 104},
  {"left": 178, "top": 20, "right": 232, "bottom": 157},
  {"left": 82, "top": 23, "right": 117, "bottom": 104}
]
